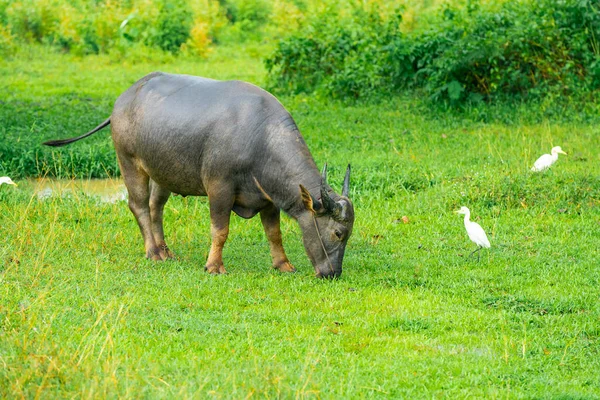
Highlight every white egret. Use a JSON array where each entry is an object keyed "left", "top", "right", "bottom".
[
  {"left": 456, "top": 206, "right": 490, "bottom": 261},
  {"left": 0, "top": 177, "right": 17, "bottom": 186},
  {"left": 531, "top": 146, "right": 567, "bottom": 172}
]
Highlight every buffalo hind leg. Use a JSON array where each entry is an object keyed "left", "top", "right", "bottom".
[
  {"left": 205, "top": 187, "right": 234, "bottom": 274},
  {"left": 260, "top": 204, "right": 296, "bottom": 273},
  {"left": 149, "top": 180, "right": 174, "bottom": 259},
  {"left": 119, "top": 156, "right": 167, "bottom": 261}
]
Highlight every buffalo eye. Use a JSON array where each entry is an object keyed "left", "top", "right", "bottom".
[{"left": 334, "top": 230, "right": 343, "bottom": 240}]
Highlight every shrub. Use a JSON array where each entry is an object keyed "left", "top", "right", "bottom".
[
  {"left": 265, "top": 3, "right": 404, "bottom": 98},
  {"left": 406, "top": 0, "right": 600, "bottom": 102},
  {"left": 220, "top": 0, "right": 271, "bottom": 28},
  {"left": 0, "top": 0, "right": 228, "bottom": 55},
  {"left": 266, "top": 0, "right": 600, "bottom": 103},
  {"left": 216, "top": 0, "right": 273, "bottom": 42},
  {"left": 52, "top": 3, "right": 82, "bottom": 52},
  {"left": 149, "top": 0, "right": 193, "bottom": 53},
  {"left": 266, "top": 0, "right": 304, "bottom": 38},
  {"left": 182, "top": 20, "right": 212, "bottom": 56},
  {"left": 0, "top": 24, "right": 15, "bottom": 56},
  {"left": 188, "top": 0, "right": 228, "bottom": 44},
  {"left": 0, "top": 0, "right": 10, "bottom": 25},
  {"left": 5, "top": 0, "right": 58, "bottom": 43}
]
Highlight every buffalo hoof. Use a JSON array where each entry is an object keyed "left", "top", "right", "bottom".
[
  {"left": 146, "top": 246, "right": 173, "bottom": 261},
  {"left": 160, "top": 244, "right": 175, "bottom": 260},
  {"left": 146, "top": 248, "right": 166, "bottom": 261},
  {"left": 274, "top": 261, "right": 296, "bottom": 273},
  {"left": 205, "top": 263, "right": 227, "bottom": 275}
]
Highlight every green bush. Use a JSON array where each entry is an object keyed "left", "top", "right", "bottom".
[
  {"left": 0, "top": 0, "right": 10, "bottom": 25},
  {"left": 0, "top": 24, "right": 15, "bottom": 56},
  {"left": 406, "top": 0, "right": 600, "bottom": 102},
  {"left": 265, "top": 4, "right": 404, "bottom": 98},
  {"left": 5, "top": 0, "right": 58, "bottom": 43},
  {"left": 149, "top": 0, "right": 193, "bottom": 53},
  {"left": 221, "top": 0, "right": 271, "bottom": 28},
  {"left": 0, "top": 0, "right": 305, "bottom": 54},
  {"left": 0, "top": 0, "right": 221, "bottom": 55},
  {"left": 266, "top": 0, "right": 600, "bottom": 103},
  {"left": 216, "top": 0, "right": 273, "bottom": 43}
]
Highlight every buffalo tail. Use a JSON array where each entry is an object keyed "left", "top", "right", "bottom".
[{"left": 43, "top": 117, "right": 111, "bottom": 147}]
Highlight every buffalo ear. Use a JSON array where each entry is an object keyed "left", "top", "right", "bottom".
[{"left": 299, "top": 185, "right": 321, "bottom": 214}]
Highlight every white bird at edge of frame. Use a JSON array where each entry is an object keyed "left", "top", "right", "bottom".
[
  {"left": 531, "top": 146, "right": 567, "bottom": 172},
  {"left": 455, "top": 206, "right": 490, "bottom": 262},
  {"left": 0, "top": 177, "right": 17, "bottom": 187}
]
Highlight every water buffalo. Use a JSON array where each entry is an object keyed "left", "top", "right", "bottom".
[{"left": 44, "top": 72, "right": 355, "bottom": 278}]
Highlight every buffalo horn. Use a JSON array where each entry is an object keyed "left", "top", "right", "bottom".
[
  {"left": 320, "top": 163, "right": 338, "bottom": 213},
  {"left": 342, "top": 164, "right": 351, "bottom": 197}
]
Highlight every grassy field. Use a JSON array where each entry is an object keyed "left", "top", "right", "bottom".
[{"left": 1, "top": 45, "right": 600, "bottom": 398}]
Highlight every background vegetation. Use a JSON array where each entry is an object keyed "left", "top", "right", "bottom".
[
  {"left": 265, "top": 0, "right": 600, "bottom": 102},
  {"left": 0, "top": 0, "right": 312, "bottom": 58},
  {"left": 2, "top": 0, "right": 599, "bottom": 103},
  {"left": 1, "top": 0, "right": 600, "bottom": 398}
]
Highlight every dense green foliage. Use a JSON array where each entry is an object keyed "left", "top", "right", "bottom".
[
  {"left": 5, "top": 0, "right": 598, "bottom": 103},
  {"left": 266, "top": 3, "right": 401, "bottom": 97},
  {"left": 2, "top": 45, "right": 600, "bottom": 398},
  {"left": 151, "top": 0, "right": 194, "bottom": 53},
  {"left": 0, "top": 0, "right": 310, "bottom": 56},
  {"left": 266, "top": 0, "right": 600, "bottom": 103}
]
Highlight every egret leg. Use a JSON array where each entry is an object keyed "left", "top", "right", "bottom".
[{"left": 467, "top": 247, "right": 481, "bottom": 261}]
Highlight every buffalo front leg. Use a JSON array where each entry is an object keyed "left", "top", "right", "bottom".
[
  {"left": 260, "top": 205, "right": 296, "bottom": 273},
  {"left": 205, "top": 188, "right": 234, "bottom": 274},
  {"left": 118, "top": 157, "right": 166, "bottom": 261},
  {"left": 149, "top": 180, "right": 174, "bottom": 259}
]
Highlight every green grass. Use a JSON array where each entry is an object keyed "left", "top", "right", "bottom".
[{"left": 1, "top": 45, "right": 600, "bottom": 398}]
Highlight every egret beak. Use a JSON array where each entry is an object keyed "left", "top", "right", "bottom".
[{"left": 559, "top": 150, "right": 567, "bottom": 155}]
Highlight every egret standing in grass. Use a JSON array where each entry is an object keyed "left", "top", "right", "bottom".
[
  {"left": 456, "top": 206, "right": 490, "bottom": 261},
  {"left": 531, "top": 146, "right": 567, "bottom": 172},
  {"left": 0, "top": 177, "right": 17, "bottom": 187}
]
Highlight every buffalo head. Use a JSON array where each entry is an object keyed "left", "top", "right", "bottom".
[{"left": 298, "top": 164, "right": 354, "bottom": 278}]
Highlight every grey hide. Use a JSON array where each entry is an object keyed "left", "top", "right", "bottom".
[{"left": 44, "top": 72, "right": 355, "bottom": 278}]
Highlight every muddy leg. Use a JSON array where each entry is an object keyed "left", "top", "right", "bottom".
[
  {"left": 260, "top": 204, "right": 296, "bottom": 273},
  {"left": 149, "top": 180, "right": 174, "bottom": 259},
  {"left": 205, "top": 188, "right": 234, "bottom": 274},
  {"left": 119, "top": 157, "right": 164, "bottom": 261}
]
